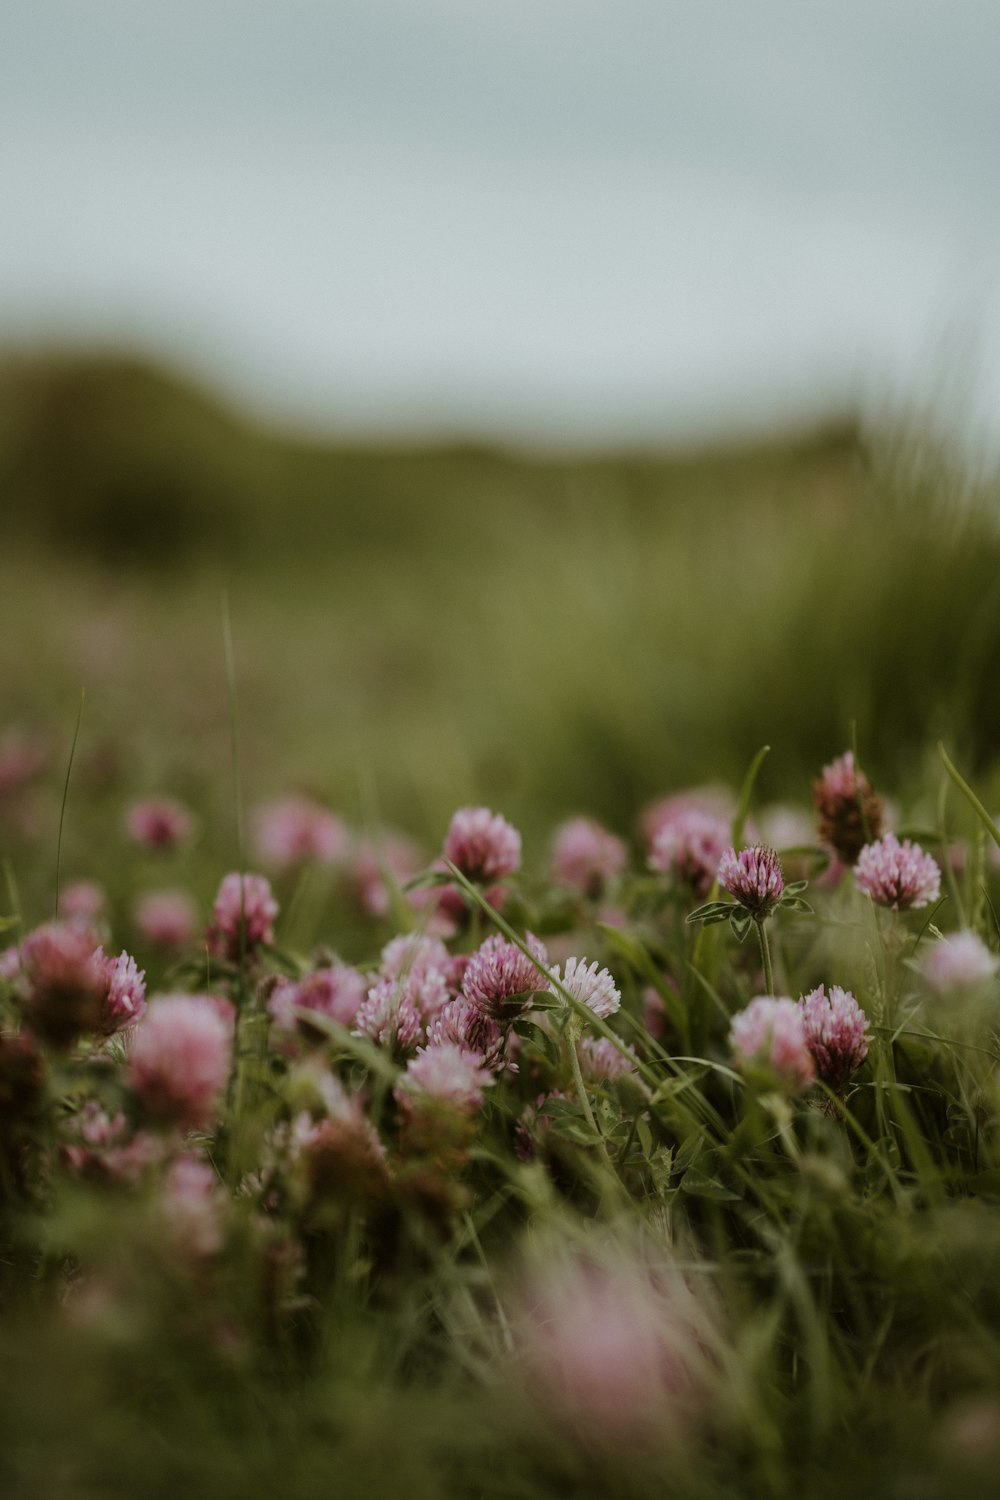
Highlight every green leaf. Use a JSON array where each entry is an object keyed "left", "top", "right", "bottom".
[
  {"left": 679, "top": 1168, "right": 742, "bottom": 1201},
  {"left": 685, "top": 901, "right": 735, "bottom": 926},
  {"left": 938, "top": 742, "right": 1000, "bottom": 851},
  {"left": 729, "top": 908, "right": 753, "bottom": 943},
  {"left": 779, "top": 896, "right": 814, "bottom": 915},
  {"left": 782, "top": 880, "right": 809, "bottom": 897},
  {"left": 732, "top": 744, "right": 770, "bottom": 846}
]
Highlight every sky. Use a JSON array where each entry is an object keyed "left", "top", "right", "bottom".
[{"left": 2, "top": 1, "right": 999, "bottom": 443}]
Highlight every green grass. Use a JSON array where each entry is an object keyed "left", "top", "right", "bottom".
[{"left": 4, "top": 355, "right": 1000, "bottom": 1496}]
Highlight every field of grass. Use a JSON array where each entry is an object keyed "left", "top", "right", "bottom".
[{"left": 2, "top": 353, "right": 1000, "bottom": 1498}]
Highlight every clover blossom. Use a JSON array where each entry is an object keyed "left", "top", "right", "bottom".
[
  {"left": 551, "top": 817, "right": 627, "bottom": 897},
  {"left": 799, "top": 984, "right": 869, "bottom": 1091},
  {"left": 209, "top": 872, "right": 279, "bottom": 959},
  {"left": 922, "top": 931, "right": 999, "bottom": 995},
  {"left": 854, "top": 833, "right": 940, "bottom": 911},
  {"left": 462, "top": 933, "right": 549, "bottom": 1023},
  {"left": 717, "top": 844, "right": 784, "bottom": 920},
  {"left": 729, "top": 996, "right": 815, "bottom": 1091},
  {"left": 443, "top": 806, "right": 522, "bottom": 882},
  {"left": 548, "top": 956, "right": 621, "bottom": 1020},
  {"left": 129, "top": 995, "right": 232, "bottom": 1128},
  {"left": 813, "top": 751, "right": 884, "bottom": 865}
]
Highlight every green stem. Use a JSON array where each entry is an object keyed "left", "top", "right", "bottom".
[
  {"left": 756, "top": 919, "right": 774, "bottom": 995},
  {"left": 566, "top": 1026, "right": 601, "bottom": 1139}
]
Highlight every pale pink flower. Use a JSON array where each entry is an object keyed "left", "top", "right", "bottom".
[
  {"left": 17, "top": 921, "right": 106, "bottom": 1046},
  {"left": 125, "top": 797, "right": 194, "bottom": 852},
  {"left": 379, "top": 932, "right": 451, "bottom": 983},
  {"left": 922, "top": 931, "right": 999, "bottom": 994},
  {"left": 729, "top": 996, "right": 815, "bottom": 1090},
  {"left": 515, "top": 1247, "right": 711, "bottom": 1443},
  {"left": 577, "top": 1037, "right": 637, "bottom": 1083},
  {"left": 355, "top": 975, "right": 424, "bottom": 1054},
  {"left": 717, "top": 844, "right": 784, "bottom": 920},
  {"left": 0, "top": 727, "right": 48, "bottom": 796},
  {"left": 462, "top": 933, "right": 549, "bottom": 1022},
  {"left": 267, "top": 962, "right": 367, "bottom": 1036},
  {"left": 129, "top": 995, "right": 232, "bottom": 1128},
  {"left": 641, "top": 786, "right": 735, "bottom": 847},
  {"left": 133, "top": 889, "right": 198, "bottom": 950},
  {"left": 61, "top": 1102, "right": 160, "bottom": 1185},
  {"left": 551, "top": 817, "right": 627, "bottom": 897},
  {"left": 161, "top": 1155, "right": 225, "bottom": 1257},
  {"left": 642, "top": 986, "right": 669, "bottom": 1038},
  {"left": 798, "top": 984, "right": 869, "bottom": 1091},
  {"left": 96, "top": 948, "right": 147, "bottom": 1033},
  {"left": 250, "top": 795, "right": 349, "bottom": 870},
  {"left": 758, "top": 804, "right": 815, "bottom": 852},
  {"left": 431, "top": 857, "right": 508, "bottom": 928},
  {"left": 348, "top": 830, "right": 425, "bottom": 919},
  {"left": 208, "top": 872, "right": 278, "bottom": 959},
  {"left": 443, "top": 806, "right": 522, "bottom": 882},
  {"left": 548, "top": 956, "right": 621, "bottom": 1019},
  {"left": 58, "top": 880, "right": 107, "bottom": 927},
  {"left": 0, "top": 944, "right": 21, "bottom": 983},
  {"left": 394, "top": 1042, "right": 493, "bottom": 1116},
  {"left": 855, "top": 833, "right": 941, "bottom": 911},
  {"left": 649, "top": 808, "right": 730, "bottom": 895}
]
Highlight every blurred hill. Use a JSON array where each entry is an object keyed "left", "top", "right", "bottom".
[
  {"left": 1, "top": 350, "right": 998, "bottom": 869},
  {"left": 0, "top": 351, "right": 865, "bottom": 566}
]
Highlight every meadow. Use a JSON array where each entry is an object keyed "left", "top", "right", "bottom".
[{"left": 2, "top": 353, "right": 1000, "bottom": 1497}]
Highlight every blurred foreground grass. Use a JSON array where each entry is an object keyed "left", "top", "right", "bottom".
[{"left": 2, "top": 351, "right": 999, "bottom": 872}]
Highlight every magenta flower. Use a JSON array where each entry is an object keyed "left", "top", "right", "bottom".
[
  {"left": 125, "top": 797, "right": 194, "bottom": 852},
  {"left": 443, "top": 806, "right": 522, "bottom": 882},
  {"left": 798, "top": 984, "right": 869, "bottom": 1091},
  {"left": 547, "top": 956, "right": 621, "bottom": 1019},
  {"left": 550, "top": 817, "right": 627, "bottom": 897},
  {"left": 922, "top": 931, "right": 999, "bottom": 994},
  {"left": 250, "top": 795, "right": 349, "bottom": 870},
  {"left": 394, "top": 1042, "right": 493, "bottom": 1117},
  {"left": 208, "top": 872, "right": 279, "bottom": 959},
  {"left": 717, "top": 844, "right": 784, "bottom": 920},
  {"left": 729, "top": 996, "right": 815, "bottom": 1090},
  {"left": 462, "top": 933, "right": 549, "bottom": 1022},
  {"left": 129, "top": 994, "right": 232, "bottom": 1128},
  {"left": 133, "top": 889, "right": 198, "bottom": 951},
  {"left": 854, "top": 833, "right": 941, "bottom": 911}
]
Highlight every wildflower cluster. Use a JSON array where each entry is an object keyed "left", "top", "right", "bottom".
[{"left": 2, "top": 744, "right": 1000, "bottom": 1499}]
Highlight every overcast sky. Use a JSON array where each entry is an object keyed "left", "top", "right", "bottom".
[{"left": 2, "top": 1, "right": 999, "bottom": 441}]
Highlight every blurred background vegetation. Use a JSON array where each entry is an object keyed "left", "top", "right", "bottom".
[{"left": 2, "top": 351, "right": 999, "bottom": 896}]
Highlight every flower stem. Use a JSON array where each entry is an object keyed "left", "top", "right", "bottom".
[
  {"left": 756, "top": 919, "right": 774, "bottom": 995},
  {"left": 566, "top": 1026, "right": 601, "bottom": 1139}
]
